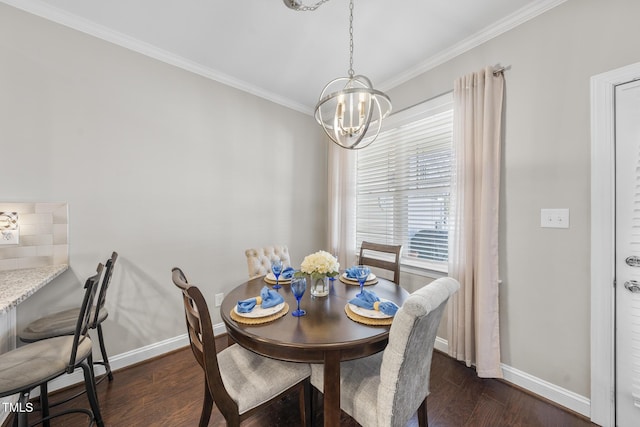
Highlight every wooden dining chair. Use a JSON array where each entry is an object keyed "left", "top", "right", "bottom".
[
  {"left": 20, "top": 251, "right": 118, "bottom": 384},
  {"left": 309, "top": 277, "right": 460, "bottom": 427},
  {"left": 244, "top": 245, "right": 291, "bottom": 279},
  {"left": 0, "top": 264, "right": 105, "bottom": 427},
  {"left": 358, "top": 241, "right": 403, "bottom": 284},
  {"left": 171, "top": 267, "right": 312, "bottom": 427}
]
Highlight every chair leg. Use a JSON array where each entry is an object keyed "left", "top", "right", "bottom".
[
  {"left": 199, "top": 380, "right": 213, "bottom": 427},
  {"left": 16, "top": 391, "right": 29, "bottom": 427},
  {"left": 39, "top": 383, "right": 50, "bottom": 427},
  {"left": 96, "top": 324, "right": 113, "bottom": 381},
  {"left": 418, "top": 397, "right": 428, "bottom": 427},
  {"left": 311, "top": 386, "right": 321, "bottom": 427},
  {"left": 298, "top": 378, "right": 312, "bottom": 427},
  {"left": 81, "top": 357, "right": 104, "bottom": 427}
]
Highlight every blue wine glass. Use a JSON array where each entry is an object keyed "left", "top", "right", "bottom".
[
  {"left": 291, "top": 277, "right": 307, "bottom": 317},
  {"left": 271, "top": 259, "right": 283, "bottom": 289},
  {"left": 355, "top": 265, "right": 369, "bottom": 297}
]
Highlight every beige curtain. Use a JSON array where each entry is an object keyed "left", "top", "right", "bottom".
[
  {"left": 327, "top": 141, "right": 357, "bottom": 269},
  {"left": 447, "top": 66, "right": 504, "bottom": 378}
]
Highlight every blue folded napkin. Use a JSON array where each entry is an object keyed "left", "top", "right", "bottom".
[
  {"left": 349, "top": 289, "right": 399, "bottom": 316},
  {"left": 345, "top": 266, "right": 370, "bottom": 280},
  {"left": 237, "top": 286, "right": 284, "bottom": 313},
  {"left": 281, "top": 267, "right": 295, "bottom": 279}
]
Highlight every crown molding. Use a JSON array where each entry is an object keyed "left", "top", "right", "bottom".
[
  {"left": 0, "top": 0, "right": 314, "bottom": 115},
  {"left": 1, "top": 0, "right": 566, "bottom": 116},
  {"left": 378, "top": 0, "right": 569, "bottom": 91}
]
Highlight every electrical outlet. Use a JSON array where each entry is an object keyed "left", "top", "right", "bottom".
[
  {"left": 215, "top": 293, "right": 224, "bottom": 307},
  {"left": 0, "top": 230, "right": 19, "bottom": 245},
  {"left": 540, "top": 208, "right": 570, "bottom": 229},
  {"left": 0, "top": 212, "right": 19, "bottom": 245}
]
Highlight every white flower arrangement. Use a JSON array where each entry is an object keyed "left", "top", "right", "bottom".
[{"left": 299, "top": 250, "right": 340, "bottom": 280}]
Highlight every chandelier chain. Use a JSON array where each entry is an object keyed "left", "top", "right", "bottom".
[{"left": 348, "top": 0, "right": 354, "bottom": 77}]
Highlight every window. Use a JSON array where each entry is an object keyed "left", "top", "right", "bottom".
[{"left": 355, "top": 92, "right": 453, "bottom": 272}]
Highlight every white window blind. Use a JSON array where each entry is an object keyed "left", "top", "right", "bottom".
[{"left": 355, "top": 92, "right": 453, "bottom": 271}]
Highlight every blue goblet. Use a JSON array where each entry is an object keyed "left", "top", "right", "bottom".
[
  {"left": 271, "top": 259, "right": 283, "bottom": 289},
  {"left": 291, "top": 277, "right": 307, "bottom": 317},
  {"left": 355, "top": 265, "right": 370, "bottom": 297}
]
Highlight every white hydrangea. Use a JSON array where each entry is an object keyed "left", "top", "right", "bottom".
[{"left": 300, "top": 250, "right": 340, "bottom": 279}]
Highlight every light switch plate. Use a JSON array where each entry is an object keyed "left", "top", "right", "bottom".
[
  {"left": 541, "top": 209, "right": 570, "bottom": 229},
  {"left": 0, "top": 229, "right": 19, "bottom": 245}
]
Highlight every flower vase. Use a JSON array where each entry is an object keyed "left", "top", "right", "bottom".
[{"left": 310, "top": 276, "right": 330, "bottom": 297}]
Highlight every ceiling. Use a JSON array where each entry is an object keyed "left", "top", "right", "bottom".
[{"left": 2, "top": 0, "right": 566, "bottom": 115}]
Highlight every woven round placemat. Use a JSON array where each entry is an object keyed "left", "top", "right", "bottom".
[
  {"left": 339, "top": 276, "right": 378, "bottom": 286},
  {"left": 230, "top": 303, "right": 289, "bottom": 325},
  {"left": 344, "top": 304, "right": 393, "bottom": 326}
]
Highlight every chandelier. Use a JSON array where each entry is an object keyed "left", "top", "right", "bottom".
[{"left": 283, "top": 0, "right": 392, "bottom": 150}]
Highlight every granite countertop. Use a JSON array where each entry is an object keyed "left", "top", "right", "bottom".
[{"left": 0, "top": 264, "right": 68, "bottom": 314}]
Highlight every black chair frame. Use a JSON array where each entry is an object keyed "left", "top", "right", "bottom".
[{"left": 2, "top": 264, "right": 104, "bottom": 427}]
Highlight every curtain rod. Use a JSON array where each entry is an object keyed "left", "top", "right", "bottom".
[{"left": 493, "top": 65, "right": 511, "bottom": 75}]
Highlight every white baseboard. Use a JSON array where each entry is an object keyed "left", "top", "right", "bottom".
[
  {"left": 45, "top": 328, "right": 590, "bottom": 421},
  {"left": 434, "top": 336, "right": 449, "bottom": 353},
  {"left": 501, "top": 363, "right": 591, "bottom": 418},
  {"left": 433, "top": 338, "right": 591, "bottom": 419},
  {"left": 44, "top": 322, "right": 228, "bottom": 394}
]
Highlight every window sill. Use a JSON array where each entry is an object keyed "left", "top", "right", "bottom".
[{"left": 401, "top": 259, "right": 448, "bottom": 280}]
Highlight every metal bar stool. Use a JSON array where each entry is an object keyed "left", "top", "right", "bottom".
[{"left": 0, "top": 264, "right": 105, "bottom": 427}]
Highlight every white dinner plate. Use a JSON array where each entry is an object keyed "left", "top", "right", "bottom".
[
  {"left": 348, "top": 298, "right": 393, "bottom": 319},
  {"left": 342, "top": 272, "right": 377, "bottom": 282},
  {"left": 265, "top": 272, "right": 293, "bottom": 282},
  {"left": 234, "top": 301, "right": 286, "bottom": 318}
]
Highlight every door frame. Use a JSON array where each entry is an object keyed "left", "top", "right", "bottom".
[{"left": 591, "top": 61, "right": 640, "bottom": 427}]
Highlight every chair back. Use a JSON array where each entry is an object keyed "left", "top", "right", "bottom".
[
  {"left": 377, "top": 277, "right": 460, "bottom": 426},
  {"left": 358, "top": 241, "right": 402, "bottom": 284},
  {"left": 171, "top": 268, "right": 237, "bottom": 413},
  {"left": 244, "top": 245, "right": 291, "bottom": 279},
  {"left": 67, "top": 263, "right": 103, "bottom": 373},
  {"left": 91, "top": 251, "right": 118, "bottom": 328}
]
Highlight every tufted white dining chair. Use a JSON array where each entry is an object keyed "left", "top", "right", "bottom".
[
  {"left": 244, "top": 245, "right": 291, "bottom": 279},
  {"left": 310, "top": 277, "right": 460, "bottom": 427}
]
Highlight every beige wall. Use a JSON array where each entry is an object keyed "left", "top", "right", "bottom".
[
  {"left": 0, "top": 4, "right": 327, "bottom": 356},
  {"left": 389, "top": 0, "right": 640, "bottom": 397},
  {"left": 4, "top": 0, "right": 640, "bottom": 403}
]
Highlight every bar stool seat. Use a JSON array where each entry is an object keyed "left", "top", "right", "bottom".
[
  {"left": 0, "top": 336, "right": 92, "bottom": 394},
  {"left": 20, "top": 307, "right": 107, "bottom": 342}
]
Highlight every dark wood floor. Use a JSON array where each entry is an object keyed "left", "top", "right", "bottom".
[{"left": 13, "top": 335, "right": 596, "bottom": 426}]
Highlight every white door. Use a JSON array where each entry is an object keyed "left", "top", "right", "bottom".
[{"left": 616, "top": 79, "right": 640, "bottom": 426}]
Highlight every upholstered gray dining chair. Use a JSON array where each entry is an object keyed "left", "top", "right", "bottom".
[
  {"left": 310, "top": 277, "right": 460, "bottom": 427},
  {"left": 244, "top": 245, "right": 291, "bottom": 279},
  {"left": 171, "top": 267, "right": 312, "bottom": 427}
]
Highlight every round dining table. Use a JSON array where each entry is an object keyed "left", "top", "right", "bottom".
[{"left": 220, "top": 274, "right": 410, "bottom": 426}]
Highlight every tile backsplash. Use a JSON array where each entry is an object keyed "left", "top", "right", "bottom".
[{"left": 0, "top": 203, "right": 69, "bottom": 271}]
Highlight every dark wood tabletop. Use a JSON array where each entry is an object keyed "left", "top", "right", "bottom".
[{"left": 220, "top": 275, "right": 409, "bottom": 426}]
